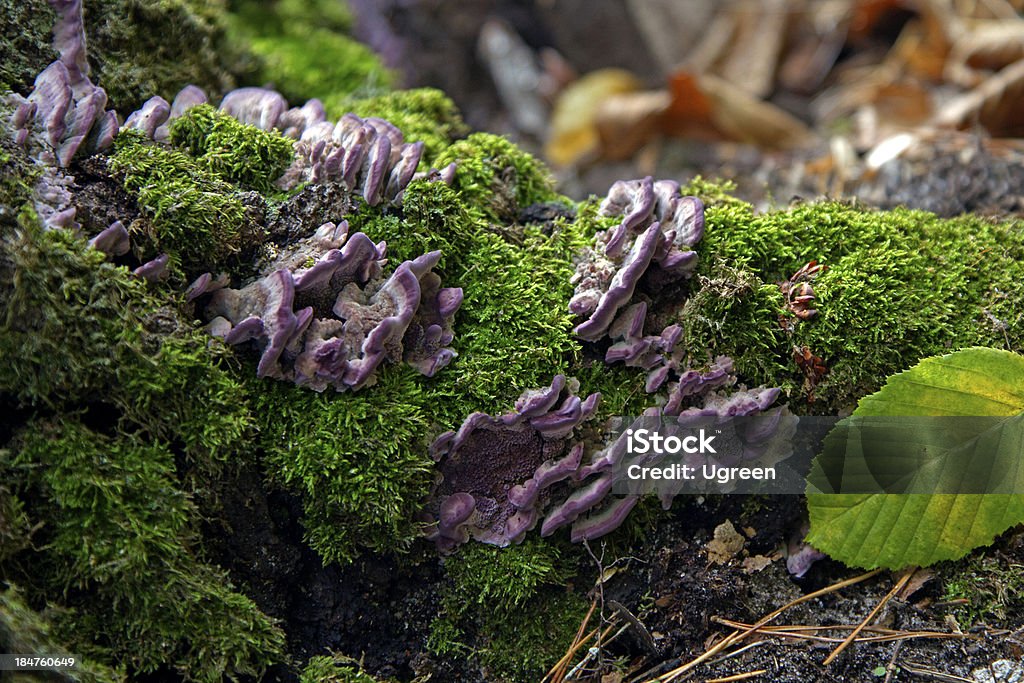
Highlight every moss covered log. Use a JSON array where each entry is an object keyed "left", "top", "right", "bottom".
[{"left": 6, "top": 3, "right": 1024, "bottom": 678}]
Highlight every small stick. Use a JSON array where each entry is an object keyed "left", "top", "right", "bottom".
[
  {"left": 545, "top": 599, "right": 597, "bottom": 683},
  {"left": 705, "top": 670, "right": 768, "bottom": 683},
  {"left": 654, "top": 569, "right": 883, "bottom": 682},
  {"left": 823, "top": 568, "right": 915, "bottom": 665}
]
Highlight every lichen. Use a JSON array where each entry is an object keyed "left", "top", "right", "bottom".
[{"left": 169, "top": 103, "right": 294, "bottom": 193}]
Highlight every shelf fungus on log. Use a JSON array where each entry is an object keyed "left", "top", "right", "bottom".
[
  {"left": 428, "top": 361, "right": 786, "bottom": 549},
  {"left": 6, "top": 0, "right": 118, "bottom": 229},
  {"left": 126, "top": 84, "right": 456, "bottom": 206},
  {"left": 427, "top": 375, "right": 601, "bottom": 551},
  {"left": 196, "top": 221, "right": 463, "bottom": 391}
]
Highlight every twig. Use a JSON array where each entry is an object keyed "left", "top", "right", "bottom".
[
  {"left": 900, "top": 661, "right": 975, "bottom": 683},
  {"left": 706, "top": 670, "right": 768, "bottom": 683},
  {"left": 882, "top": 640, "right": 904, "bottom": 683},
  {"left": 711, "top": 617, "right": 969, "bottom": 643},
  {"left": 823, "top": 568, "right": 915, "bottom": 665},
  {"left": 652, "top": 569, "right": 883, "bottom": 682},
  {"left": 545, "top": 599, "right": 597, "bottom": 683}
]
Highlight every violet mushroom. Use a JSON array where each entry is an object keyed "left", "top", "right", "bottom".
[{"left": 427, "top": 376, "right": 601, "bottom": 549}]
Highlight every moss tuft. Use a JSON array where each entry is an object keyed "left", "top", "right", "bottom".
[
  {"left": 430, "top": 539, "right": 588, "bottom": 682},
  {"left": 443, "top": 538, "right": 572, "bottom": 614},
  {"left": 0, "top": 132, "right": 39, "bottom": 230},
  {"left": 679, "top": 182, "right": 1024, "bottom": 411},
  {"left": 0, "top": 584, "right": 123, "bottom": 683},
  {"left": 83, "top": 0, "right": 254, "bottom": 111},
  {"left": 227, "top": 0, "right": 392, "bottom": 109},
  {"left": 0, "top": 0, "right": 57, "bottom": 94},
  {"left": 0, "top": 222, "right": 253, "bottom": 469},
  {"left": 433, "top": 132, "right": 560, "bottom": 224},
  {"left": 169, "top": 103, "right": 294, "bottom": 193},
  {"left": 108, "top": 130, "right": 253, "bottom": 272},
  {"left": 252, "top": 366, "right": 435, "bottom": 564},
  {"left": 942, "top": 551, "right": 1024, "bottom": 628},
  {"left": 299, "top": 654, "right": 387, "bottom": 683},
  {"left": 5, "top": 420, "right": 284, "bottom": 681}
]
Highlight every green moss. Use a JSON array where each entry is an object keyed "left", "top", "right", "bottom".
[
  {"left": 444, "top": 538, "right": 572, "bottom": 614},
  {"left": 252, "top": 366, "right": 435, "bottom": 564},
  {"left": 299, "top": 654, "right": 387, "bottom": 683},
  {"left": 227, "top": 0, "right": 392, "bottom": 108},
  {"left": 5, "top": 420, "right": 284, "bottom": 681},
  {"left": 0, "top": 585, "right": 123, "bottom": 683},
  {"left": 0, "top": 0, "right": 56, "bottom": 94},
  {"left": 676, "top": 258, "right": 792, "bottom": 393},
  {"left": 83, "top": 0, "right": 255, "bottom": 112},
  {"left": 0, "top": 483, "right": 30, "bottom": 565},
  {"left": 108, "top": 131, "right": 252, "bottom": 272},
  {"left": 0, "top": 222, "right": 253, "bottom": 465},
  {"left": 169, "top": 103, "right": 294, "bottom": 193},
  {"left": 679, "top": 182, "right": 1024, "bottom": 411},
  {"left": 433, "top": 133, "right": 561, "bottom": 224},
  {"left": 942, "top": 552, "right": 1024, "bottom": 627},
  {"left": 478, "top": 592, "right": 589, "bottom": 682},
  {"left": 0, "top": 132, "right": 39, "bottom": 229},
  {"left": 343, "top": 89, "right": 469, "bottom": 164},
  {"left": 430, "top": 539, "right": 587, "bottom": 682}
]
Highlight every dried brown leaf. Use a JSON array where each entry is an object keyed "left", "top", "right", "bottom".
[
  {"left": 946, "top": 20, "right": 1024, "bottom": 86},
  {"left": 668, "top": 70, "right": 816, "bottom": 149},
  {"left": 932, "top": 58, "right": 1024, "bottom": 136}
]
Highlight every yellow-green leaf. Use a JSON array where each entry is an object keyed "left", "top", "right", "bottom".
[{"left": 806, "top": 348, "right": 1024, "bottom": 570}]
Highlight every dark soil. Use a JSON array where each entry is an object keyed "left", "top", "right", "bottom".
[{"left": 198, "top": 461, "right": 1024, "bottom": 682}]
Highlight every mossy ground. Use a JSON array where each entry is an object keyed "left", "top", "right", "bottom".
[
  {"left": 679, "top": 178, "right": 1024, "bottom": 412},
  {"left": 427, "top": 539, "right": 590, "bottom": 682},
  {"left": 7, "top": 8, "right": 1024, "bottom": 674},
  {"left": 0, "top": 224, "right": 284, "bottom": 680}
]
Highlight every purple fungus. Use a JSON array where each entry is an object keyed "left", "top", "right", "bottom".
[
  {"left": 219, "top": 87, "right": 288, "bottom": 131},
  {"left": 427, "top": 378, "right": 601, "bottom": 549},
  {"left": 361, "top": 132, "right": 392, "bottom": 206},
  {"left": 223, "top": 316, "right": 265, "bottom": 345},
  {"left": 170, "top": 85, "right": 208, "bottom": 118},
  {"left": 539, "top": 475, "right": 613, "bottom": 537},
  {"left": 574, "top": 221, "right": 661, "bottom": 341},
  {"left": 186, "top": 272, "right": 229, "bottom": 302},
  {"left": 87, "top": 220, "right": 130, "bottom": 256},
  {"left": 435, "top": 492, "right": 477, "bottom": 545},
  {"left": 90, "top": 110, "right": 118, "bottom": 151},
  {"left": 123, "top": 96, "right": 170, "bottom": 139},
  {"left": 570, "top": 495, "right": 639, "bottom": 543},
  {"left": 132, "top": 253, "right": 169, "bottom": 282}
]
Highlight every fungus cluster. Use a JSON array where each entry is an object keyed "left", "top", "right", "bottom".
[{"left": 194, "top": 221, "right": 462, "bottom": 391}]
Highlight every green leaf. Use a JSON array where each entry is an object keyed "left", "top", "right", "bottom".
[{"left": 806, "top": 348, "right": 1024, "bottom": 570}]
